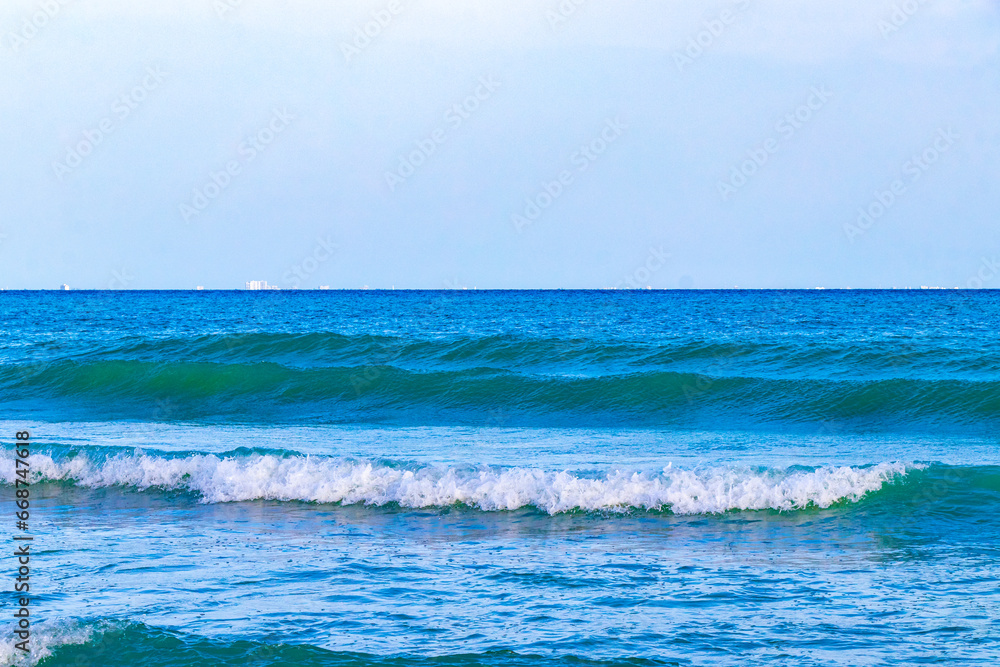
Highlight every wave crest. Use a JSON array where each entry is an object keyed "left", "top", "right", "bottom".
[
  {"left": 2, "top": 451, "right": 911, "bottom": 515},
  {"left": 4, "top": 360, "right": 1000, "bottom": 431},
  {"left": 0, "top": 619, "right": 113, "bottom": 666}
]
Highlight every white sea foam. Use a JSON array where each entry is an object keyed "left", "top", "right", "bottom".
[
  {"left": 2, "top": 451, "right": 912, "bottom": 515},
  {"left": 0, "top": 619, "right": 111, "bottom": 666}
]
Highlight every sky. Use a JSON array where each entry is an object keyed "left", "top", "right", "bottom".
[{"left": 0, "top": 0, "right": 998, "bottom": 290}]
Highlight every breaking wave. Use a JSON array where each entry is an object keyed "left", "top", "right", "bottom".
[{"left": 1, "top": 449, "right": 912, "bottom": 515}]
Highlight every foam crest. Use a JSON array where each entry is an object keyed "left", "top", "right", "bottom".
[
  {"left": 2, "top": 451, "right": 911, "bottom": 515},
  {"left": 0, "top": 619, "right": 111, "bottom": 666}
]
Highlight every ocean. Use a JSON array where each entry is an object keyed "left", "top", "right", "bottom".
[{"left": 1, "top": 290, "right": 998, "bottom": 666}]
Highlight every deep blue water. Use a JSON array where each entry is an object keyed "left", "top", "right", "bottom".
[{"left": 1, "top": 290, "right": 998, "bottom": 665}]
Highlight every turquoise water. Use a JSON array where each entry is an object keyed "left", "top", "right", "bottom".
[{"left": 1, "top": 291, "right": 999, "bottom": 665}]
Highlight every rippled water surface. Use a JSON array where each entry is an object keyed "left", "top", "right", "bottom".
[{"left": 1, "top": 291, "right": 998, "bottom": 665}]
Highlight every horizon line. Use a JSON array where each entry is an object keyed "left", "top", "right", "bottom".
[{"left": 3, "top": 287, "right": 996, "bottom": 293}]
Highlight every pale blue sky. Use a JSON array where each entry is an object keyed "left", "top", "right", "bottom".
[{"left": 1, "top": 0, "right": 998, "bottom": 289}]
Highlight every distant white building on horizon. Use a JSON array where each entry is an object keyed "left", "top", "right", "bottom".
[
  {"left": 60, "top": 284, "right": 70, "bottom": 291},
  {"left": 245, "top": 280, "right": 277, "bottom": 290}
]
